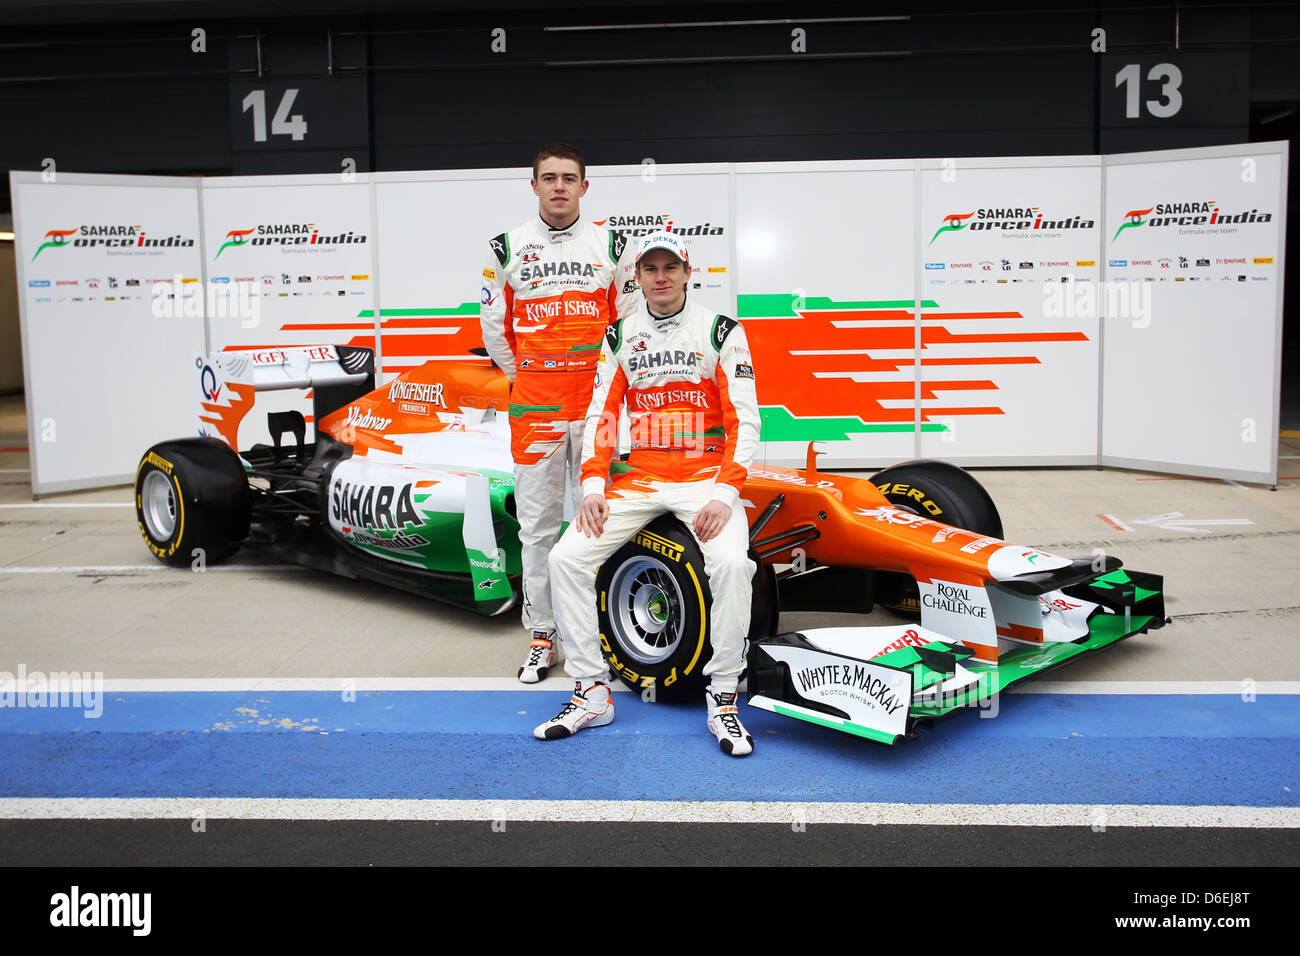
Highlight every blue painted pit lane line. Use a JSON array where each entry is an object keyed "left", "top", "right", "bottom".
[{"left": 0, "top": 691, "right": 1295, "bottom": 807}]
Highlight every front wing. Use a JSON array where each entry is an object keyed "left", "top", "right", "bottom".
[{"left": 748, "top": 568, "right": 1166, "bottom": 744}]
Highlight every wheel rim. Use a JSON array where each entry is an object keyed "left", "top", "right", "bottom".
[
  {"left": 142, "top": 470, "right": 177, "bottom": 540},
  {"left": 608, "top": 556, "right": 686, "bottom": 665}
]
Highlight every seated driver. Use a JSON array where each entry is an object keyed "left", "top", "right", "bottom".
[{"left": 534, "top": 231, "right": 762, "bottom": 757}]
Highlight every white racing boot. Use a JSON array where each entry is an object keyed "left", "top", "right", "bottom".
[
  {"left": 517, "top": 630, "right": 558, "bottom": 684},
  {"left": 533, "top": 681, "right": 614, "bottom": 740},
  {"left": 706, "top": 686, "right": 754, "bottom": 757}
]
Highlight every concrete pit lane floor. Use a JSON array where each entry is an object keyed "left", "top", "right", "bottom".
[{"left": 0, "top": 391, "right": 1297, "bottom": 867}]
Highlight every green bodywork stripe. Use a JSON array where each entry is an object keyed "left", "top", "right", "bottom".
[
  {"left": 509, "top": 403, "right": 563, "bottom": 418},
  {"left": 760, "top": 406, "right": 949, "bottom": 441},
  {"left": 772, "top": 704, "right": 899, "bottom": 744},
  {"left": 355, "top": 304, "right": 479, "bottom": 318},
  {"left": 738, "top": 294, "right": 939, "bottom": 318}
]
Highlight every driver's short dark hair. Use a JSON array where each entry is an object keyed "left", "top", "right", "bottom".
[{"left": 533, "top": 142, "right": 586, "bottom": 181}]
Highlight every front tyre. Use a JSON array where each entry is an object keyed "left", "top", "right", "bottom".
[
  {"left": 869, "top": 459, "right": 1003, "bottom": 619},
  {"left": 136, "top": 438, "right": 251, "bottom": 568},
  {"left": 596, "top": 514, "right": 775, "bottom": 701}
]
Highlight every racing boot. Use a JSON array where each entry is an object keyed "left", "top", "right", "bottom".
[
  {"left": 533, "top": 680, "right": 614, "bottom": 740},
  {"left": 517, "top": 630, "right": 558, "bottom": 684},
  {"left": 706, "top": 686, "right": 754, "bottom": 757}
]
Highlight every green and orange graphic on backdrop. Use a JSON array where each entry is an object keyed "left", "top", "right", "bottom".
[{"left": 226, "top": 295, "right": 1087, "bottom": 442}]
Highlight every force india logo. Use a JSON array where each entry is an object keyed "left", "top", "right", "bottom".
[
  {"left": 593, "top": 214, "right": 725, "bottom": 237},
  {"left": 929, "top": 209, "right": 1095, "bottom": 245},
  {"left": 214, "top": 224, "right": 368, "bottom": 259},
  {"left": 1111, "top": 202, "right": 1273, "bottom": 241},
  {"left": 32, "top": 225, "right": 195, "bottom": 260}
]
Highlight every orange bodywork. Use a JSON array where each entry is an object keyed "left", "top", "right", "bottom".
[
  {"left": 316, "top": 361, "right": 511, "bottom": 454},
  {"left": 739, "top": 463, "right": 1001, "bottom": 588},
  {"left": 317, "top": 359, "right": 1009, "bottom": 591}
]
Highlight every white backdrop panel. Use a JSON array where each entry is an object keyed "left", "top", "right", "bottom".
[
  {"left": 917, "top": 157, "right": 1102, "bottom": 463},
  {"left": 1101, "top": 143, "right": 1285, "bottom": 483},
  {"left": 734, "top": 161, "right": 917, "bottom": 467},
  {"left": 12, "top": 173, "right": 204, "bottom": 493},
  {"left": 200, "top": 176, "right": 376, "bottom": 448},
  {"left": 375, "top": 168, "right": 528, "bottom": 383}
]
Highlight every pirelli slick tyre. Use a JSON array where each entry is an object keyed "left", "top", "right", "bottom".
[
  {"left": 596, "top": 514, "right": 776, "bottom": 702},
  {"left": 869, "top": 460, "right": 1003, "bottom": 620},
  {"left": 135, "top": 439, "right": 251, "bottom": 568}
]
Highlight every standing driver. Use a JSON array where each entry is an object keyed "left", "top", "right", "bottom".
[
  {"left": 534, "top": 231, "right": 762, "bottom": 757},
  {"left": 479, "top": 143, "right": 638, "bottom": 683}
]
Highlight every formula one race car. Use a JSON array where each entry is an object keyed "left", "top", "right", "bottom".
[{"left": 136, "top": 344, "right": 1167, "bottom": 744}]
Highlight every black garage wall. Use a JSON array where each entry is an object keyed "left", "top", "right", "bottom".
[
  {"left": 2, "top": 1, "right": 1296, "bottom": 196},
  {"left": 2, "top": 0, "right": 1297, "bottom": 410}
]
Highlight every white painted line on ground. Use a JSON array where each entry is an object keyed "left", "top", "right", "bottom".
[
  {"left": 94, "top": 677, "right": 626, "bottom": 692},
  {"left": 1097, "top": 513, "right": 1133, "bottom": 532},
  {"left": 0, "top": 798, "right": 1295, "bottom": 828},
  {"left": 0, "top": 502, "right": 132, "bottom": 509},
  {"left": 1011, "top": 681, "right": 1300, "bottom": 695},
  {"left": 0, "top": 564, "right": 304, "bottom": 574},
  {"left": 79, "top": 678, "right": 1300, "bottom": 694},
  {"left": 1132, "top": 512, "right": 1255, "bottom": 534}
]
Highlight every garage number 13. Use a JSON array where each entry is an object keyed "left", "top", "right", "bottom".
[
  {"left": 1115, "top": 63, "right": 1183, "bottom": 119},
  {"left": 242, "top": 89, "right": 309, "bottom": 142}
]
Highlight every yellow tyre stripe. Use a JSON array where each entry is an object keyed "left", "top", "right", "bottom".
[
  {"left": 684, "top": 563, "right": 706, "bottom": 675},
  {"left": 171, "top": 474, "right": 185, "bottom": 549}
]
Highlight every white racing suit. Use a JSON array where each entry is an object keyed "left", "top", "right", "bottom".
[
  {"left": 479, "top": 216, "right": 638, "bottom": 632},
  {"left": 548, "top": 298, "right": 762, "bottom": 692}
]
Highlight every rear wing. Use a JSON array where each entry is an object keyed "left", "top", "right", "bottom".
[{"left": 196, "top": 345, "right": 375, "bottom": 450}]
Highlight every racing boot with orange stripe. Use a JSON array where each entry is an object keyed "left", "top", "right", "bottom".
[
  {"left": 706, "top": 686, "right": 754, "bottom": 757},
  {"left": 533, "top": 680, "right": 614, "bottom": 740},
  {"left": 517, "top": 630, "right": 559, "bottom": 684}
]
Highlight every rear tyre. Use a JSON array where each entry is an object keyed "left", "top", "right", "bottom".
[
  {"left": 869, "top": 459, "right": 1003, "bottom": 619},
  {"left": 136, "top": 439, "right": 251, "bottom": 568},
  {"left": 596, "top": 514, "right": 775, "bottom": 701}
]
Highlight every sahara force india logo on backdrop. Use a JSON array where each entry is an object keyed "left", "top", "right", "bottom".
[
  {"left": 1111, "top": 201, "right": 1273, "bottom": 241},
  {"left": 31, "top": 225, "right": 195, "bottom": 260},
  {"left": 215, "top": 223, "right": 369, "bottom": 259},
  {"left": 594, "top": 213, "right": 725, "bottom": 237},
  {"left": 929, "top": 208, "right": 1095, "bottom": 245}
]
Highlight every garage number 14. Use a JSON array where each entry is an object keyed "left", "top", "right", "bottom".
[{"left": 242, "top": 89, "right": 309, "bottom": 142}]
